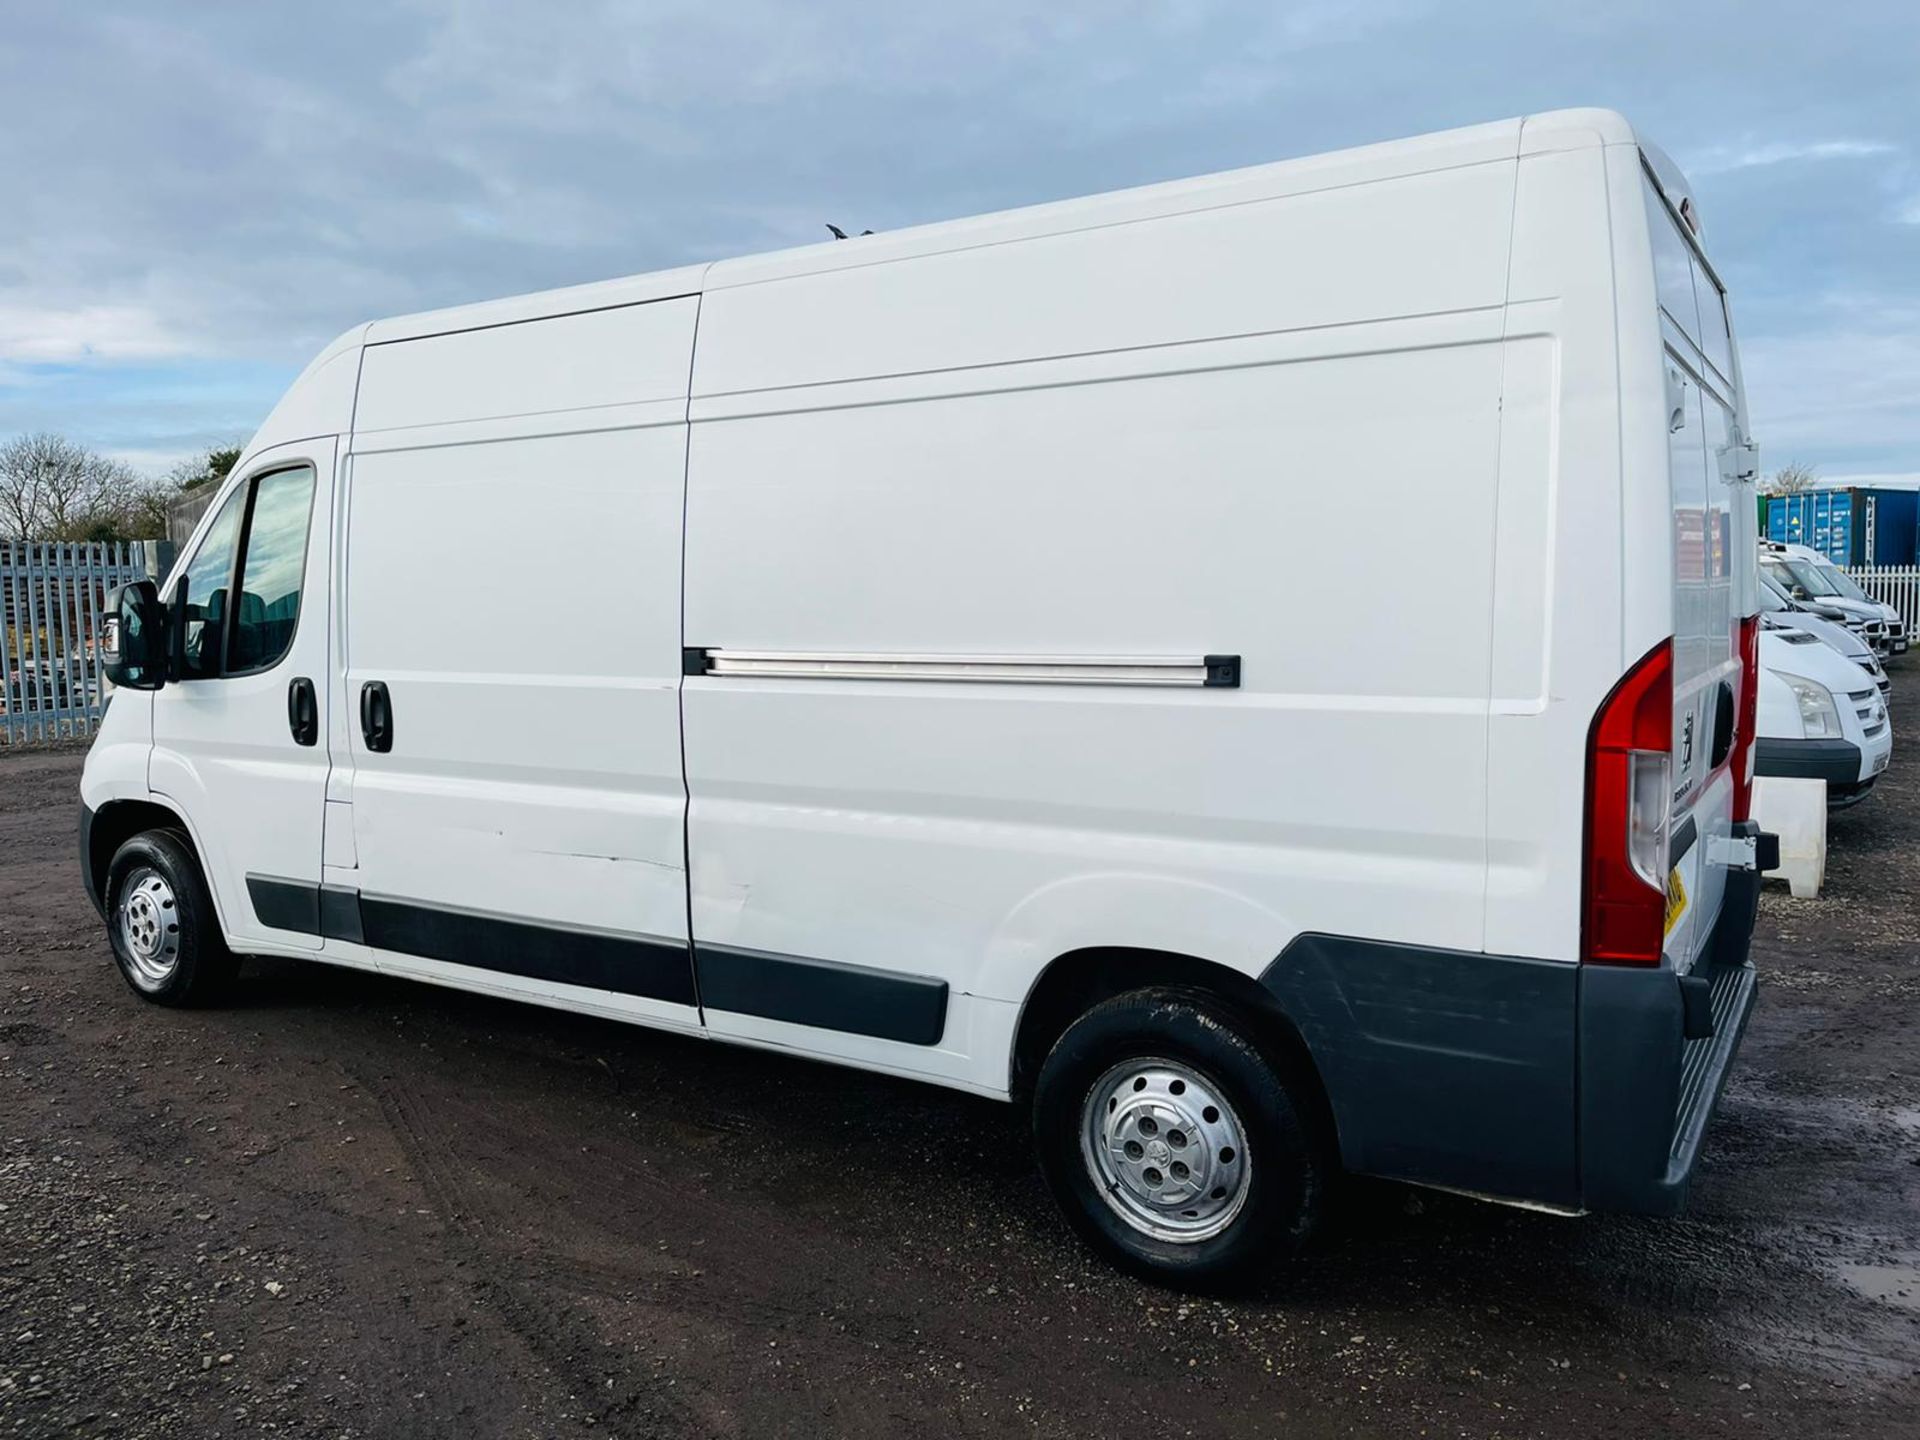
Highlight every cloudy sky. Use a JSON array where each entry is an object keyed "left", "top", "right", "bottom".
[{"left": 2, "top": 1, "right": 1916, "bottom": 481}]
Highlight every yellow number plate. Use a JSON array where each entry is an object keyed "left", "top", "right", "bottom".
[{"left": 1663, "top": 868, "right": 1687, "bottom": 936}]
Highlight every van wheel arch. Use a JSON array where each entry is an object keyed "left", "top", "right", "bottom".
[
  {"left": 1010, "top": 947, "right": 1334, "bottom": 1133},
  {"left": 88, "top": 800, "right": 204, "bottom": 916}
]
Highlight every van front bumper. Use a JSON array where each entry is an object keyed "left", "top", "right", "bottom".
[
  {"left": 1576, "top": 821, "right": 1763, "bottom": 1216},
  {"left": 1756, "top": 735, "right": 1863, "bottom": 784},
  {"left": 79, "top": 802, "right": 105, "bottom": 919},
  {"left": 1757, "top": 734, "right": 1888, "bottom": 806}
]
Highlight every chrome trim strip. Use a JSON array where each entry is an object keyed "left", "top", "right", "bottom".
[{"left": 698, "top": 650, "right": 1230, "bottom": 688}]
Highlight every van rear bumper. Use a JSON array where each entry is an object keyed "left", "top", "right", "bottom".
[
  {"left": 1576, "top": 822, "right": 1762, "bottom": 1216},
  {"left": 1259, "top": 822, "right": 1763, "bottom": 1216}
]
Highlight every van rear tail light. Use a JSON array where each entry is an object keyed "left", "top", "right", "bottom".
[
  {"left": 1730, "top": 614, "right": 1760, "bottom": 823},
  {"left": 1625, "top": 751, "right": 1670, "bottom": 888},
  {"left": 1582, "top": 640, "right": 1673, "bottom": 966}
]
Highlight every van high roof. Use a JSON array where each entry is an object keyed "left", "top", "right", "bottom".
[{"left": 362, "top": 109, "right": 1650, "bottom": 346}]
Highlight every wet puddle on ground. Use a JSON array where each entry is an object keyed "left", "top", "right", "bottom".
[
  {"left": 1702, "top": 1087, "right": 1920, "bottom": 1374},
  {"left": 1809, "top": 1102, "right": 1920, "bottom": 1316},
  {"left": 1836, "top": 1258, "right": 1920, "bottom": 1313}
]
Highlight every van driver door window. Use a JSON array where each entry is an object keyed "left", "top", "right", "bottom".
[{"left": 174, "top": 486, "right": 245, "bottom": 678}]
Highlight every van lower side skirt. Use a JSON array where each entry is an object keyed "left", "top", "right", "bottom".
[{"left": 242, "top": 876, "right": 948, "bottom": 1045}]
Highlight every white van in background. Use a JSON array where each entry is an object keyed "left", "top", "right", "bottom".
[
  {"left": 82, "top": 109, "right": 1771, "bottom": 1287},
  {"left": 1761, "top": 543, "right": 1897, "bottom": 655},
  {"left": 1761, "top": 574, "right": 1889, "bottom": 699},
  {"left": 1757, "top": 628, "right": 1893, "bottom": 807},
  {"left": 1780, "top": 542, "right": 1909, "bottom": 656}
]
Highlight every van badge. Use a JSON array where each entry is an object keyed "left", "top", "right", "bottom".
[{"left": 1681, "top": 710, "right": 1695, "bottom": 768}]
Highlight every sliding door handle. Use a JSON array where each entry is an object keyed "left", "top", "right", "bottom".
[
  {"left": 359, "top": 680, "right": 393, "bottom": 753},
  {"left": 287, "top": 676, "right": 318, "bottom": 747}
]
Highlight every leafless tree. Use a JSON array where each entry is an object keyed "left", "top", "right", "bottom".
[
  {"left": 80, "top": 470, "right": 176, "bottom": 542},
  {"left": 0, "top": 432, "right": 166, "bottom": 541},
  {"left": 1764, "top": 462, "right": 1819, "bottom": 495},
  {"left": 0, "top": 433, "right": 88, "bottom": 538}
]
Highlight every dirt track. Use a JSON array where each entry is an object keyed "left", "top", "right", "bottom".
[{"left": 3, "top": 676, "right": 1917, "bottom": 1438}]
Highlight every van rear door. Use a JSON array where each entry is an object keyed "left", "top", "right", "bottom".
[{"left": 1646, "top": 169, "right": 1750, "bottom": 970}]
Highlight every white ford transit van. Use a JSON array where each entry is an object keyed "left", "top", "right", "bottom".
[
  {"left": 1760, "top": 573, "right": 1889, "bottom": 699},
  {"left": 83, "top": 109, "right": 1773, "bottom": 1287},
  {"left": 1761, "top": 543, "right": 1893, "bottom": 654},
  {"left": 1778, "top": 541, "right": 1907, "bottom": 656},
  {"left": 1757, "top": 626, "right": 1893, "bottom": 806}
]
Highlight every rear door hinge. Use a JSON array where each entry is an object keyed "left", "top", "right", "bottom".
[
  {"left": 1706, "top": 831, "right": 1759, "bottom": 871},
  {"left": 1718, "top": 438, "right": 1760, "bottom": 486}
]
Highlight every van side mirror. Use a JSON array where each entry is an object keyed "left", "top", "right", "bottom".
[{"left": 98, "top": 580, "right": 168, "bottom": 691}]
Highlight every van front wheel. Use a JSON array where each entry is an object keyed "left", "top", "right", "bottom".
[
  {"left": 104, "top": 830, "right": 238, "bottom": 1007},
  {"left": 1032, "top": 987, "right": 1326, "bottom": 1289}
]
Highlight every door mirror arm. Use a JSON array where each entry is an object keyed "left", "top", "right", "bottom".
[{"left": 167, "top": 578, "right": 192, "bottom": 682}]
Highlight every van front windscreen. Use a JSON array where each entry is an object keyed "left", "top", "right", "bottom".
[
  {"left": 1779, "top": 557, "right": 1841, "bottom": 598},
  {"left": 1818, "top": 564, "right": 1872, "bottom": 603}
]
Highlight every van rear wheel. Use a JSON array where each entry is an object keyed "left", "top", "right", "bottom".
[
  {"left": 1032, "top": 987, "right": 1326, "bottom": 1289},
  {"left": 104, "top": 830, "right": 238, "bottom": 1007}
]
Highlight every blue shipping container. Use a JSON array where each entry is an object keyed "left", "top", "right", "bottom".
[{"left": 1764, "top": 488, "right": 1919, "bottom": 566}]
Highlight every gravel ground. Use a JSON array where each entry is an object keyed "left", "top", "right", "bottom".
[{"left": 2, "top": 677, "right": 1917, "bottom": 1439}]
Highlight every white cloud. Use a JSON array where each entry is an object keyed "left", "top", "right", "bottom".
[
  {"left": 1684, "top": 138, "right": 1896, "bottom": 176},
  {"left": 100, "top": 446, "right": 197, "bottom": 478},
  {"left": 1740, "top": 326, "right": 1920, "bottom": 464},
  {"left": 3, "top": 2, "right": 1919, "bottom": 476},
  {"left": 0, "top": 303, "right": 192, "bottom": 365}
]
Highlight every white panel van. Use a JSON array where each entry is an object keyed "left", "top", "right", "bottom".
[
  {"left": 82, "top": 109, "right": 1774, "bottom": 1287},
  {"left": 1757, "top": 627, "right": 1893, "bottom": 806}
]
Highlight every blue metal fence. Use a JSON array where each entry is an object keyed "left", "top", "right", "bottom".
[{"left": 1, "top": 540, "right": 159, "bottom": 744}]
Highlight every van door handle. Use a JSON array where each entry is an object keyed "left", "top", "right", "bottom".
[
  {"left": 287, "top": 676, "right": 318, "bottom": 747},
  {"left": 359, "top": 680, "right": 393, "bottom": 753}
]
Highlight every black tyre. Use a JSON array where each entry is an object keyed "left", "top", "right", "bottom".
[
  {"left": 103, "top": 829, "right": 238, "bottom": 1006},
  {"left": 1032, "top": 986, "right": 1328, "bottom": 1289}
]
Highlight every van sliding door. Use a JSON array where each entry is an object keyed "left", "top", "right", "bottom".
[{"left": 322, "top": 299, "right": 702, "bottom": 1027}]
